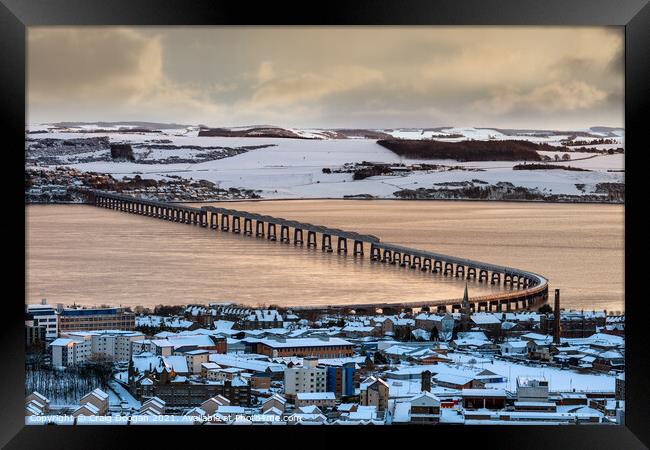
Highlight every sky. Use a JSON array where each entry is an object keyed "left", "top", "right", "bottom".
[{"left": 27, "top": 26, "right": 624, "bottom": 130}]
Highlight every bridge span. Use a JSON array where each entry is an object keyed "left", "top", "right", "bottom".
[{"left": 83, "top": 190, "right": 549, "bottom": 312}]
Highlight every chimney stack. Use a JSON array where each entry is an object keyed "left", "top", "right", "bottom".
[
  {"left": 421, "top": 370, "right": 432, "bottom": 392},
  {"left": 554, "top": 289, "right": 561, "bottom": 345}
]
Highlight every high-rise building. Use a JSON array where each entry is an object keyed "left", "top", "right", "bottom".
[
  {"left": 284, "top": 357, "right": 327, "bottom": 399},
  {"left": 326, "top": 362, "right": 357, "bottom": 398}
]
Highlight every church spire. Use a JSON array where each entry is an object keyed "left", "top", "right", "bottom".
[{"left": 462, "top": 282, "right": 469, "bottom": 309}]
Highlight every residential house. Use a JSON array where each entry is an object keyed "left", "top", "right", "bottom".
[
  {"left": 295, "top": 392, "right": 336, "bottom": 409},
  {"left": 78, "top": 388, "right": 109, "bottom": 416},
  {"left": 360, "top": 376, "right": 390, "bottom": 412}
]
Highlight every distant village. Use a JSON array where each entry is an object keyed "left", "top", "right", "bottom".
[
  {"left": 25, "top": 290, "right": 625, "bottom": 425},
  {"left": 25, "top": 167, "right": 261, "bottom": 203}
]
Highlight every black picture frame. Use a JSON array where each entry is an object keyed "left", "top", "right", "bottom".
[{"left": 3, "top": 0, "right": 647, "bottom": 448}]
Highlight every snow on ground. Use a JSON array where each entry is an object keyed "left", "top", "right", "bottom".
[
  {"left": 443, "top": 353, "right": 615, "bottom": 393},
  {"left": 473, "top": 359, "right": 616, "bottom": 393},
  {"left": 108, "top": 379, "right": 141, "bottom": 410},
  {"left": 29, "top": 125, "right": 625, "bottom": 199}
]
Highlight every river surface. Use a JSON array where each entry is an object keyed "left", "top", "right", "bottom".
[{"left": 25, "top": 201, "right": 624, "bottom": 312}]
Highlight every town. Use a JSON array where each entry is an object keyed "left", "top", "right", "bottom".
[{"left": 24, "top": 288, "right": 625, "bottom": 425}]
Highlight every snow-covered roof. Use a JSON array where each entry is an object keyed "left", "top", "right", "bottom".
[
  {"left": 392, "top": 402, "right": 412, "bottom": 423},
  {"left": 296, "top": 392, "right": 336, "bottom": 401},
  {"left": 501, "top": 340, "right": 530, "bottom": 348},
  {"left": 162, "top": 355, "right": 189, "bottom": 373},
  {"left": 471, "top": 313, "right": 502, "bottom": 325},
  {"left": 258, "top": 337, "right": 353, "bottom": 349},
  {"left": 298, "top": 405, "right": 322, "bottom": 414},
  {"left": 245, "top": 309, "right": 283, "bottom": 322},
  {"left": 434, "top": 373, "right": 475, "bottom": 386},
  {"left": 49, "top": 338, "right": 76, "bottom": 347},
  {"left": 264, "top": 394, "right": 287, "bottom": 405},
  {"left": 209, "top": 354, "right": 284, "bottom": 373},
  {"left": 461, "top": 388, "right": 507, "bottom": 397}
]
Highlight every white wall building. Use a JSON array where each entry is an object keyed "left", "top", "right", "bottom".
[
  {"left": 26, "top": 300, "right": 58, "bottom": 340},
  {"left": 284, "top": 357, "right": 327, "bottom": 398},
  {"left": 516, "top": 377, "right": 549, "bottom": 403},
  {"left": 50, "top": 336, "right": 92, "bottom": 368},
  {"left": 57, "top": 330, "right": 144, "bottom": 364}
]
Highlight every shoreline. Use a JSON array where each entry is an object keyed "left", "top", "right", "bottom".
[{"left": 25, "top": 197, "right": 625, "bottom": 206}]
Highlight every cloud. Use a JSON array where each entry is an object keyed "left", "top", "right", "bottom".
[
  {"left": 256, "top": 61, "right": 275, "bottom": 84},
  {"left": 248, "top": 65, "right": 384, "bottom": 108},
  {"left": 27, "top": 27, "right": 624, "bottom": 128},
  {"left": 28, "top": 28, "right": 164, "bottom": 102},
  {"left": 27, "top": 28, "right": 222, "bottom": 123},
  {"left": 471, "top": 81, "right": 608, "bottom": 115}
]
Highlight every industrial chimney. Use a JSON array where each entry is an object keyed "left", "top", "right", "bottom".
[
  {"left": 554, "top": 289, "right": 561, "bottom": 345},
  {"left": 421, "top": 370, "right": 432, "bottom": 392}
]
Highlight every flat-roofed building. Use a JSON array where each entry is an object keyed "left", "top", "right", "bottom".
[
  {"left": 461, "top": 389, "right": 507, "bottom": 410},
  {"left": 50, "top": 336, "right": 92, "bottom": 368},
  {"left": 256, "top": 337, "right": 354, "bottom": 358},
  {"left": 516, "top": 377, "right": 549, "bottom": 403},
  {"left": 63, "top": 330, "right": 144, "bottom": 362},
  {"left": 58, "top": 306, "right": 135, "bottom": 332},
  {"left": 284, "top": 357, "right": 327, "bottom": 399},
  {"left": 26, "top": 300, "right": 58, "bottom": 340}
]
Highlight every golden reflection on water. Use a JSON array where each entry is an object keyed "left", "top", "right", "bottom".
[{"left": 26, "top": 200, "right": 624, "bottom": 311}]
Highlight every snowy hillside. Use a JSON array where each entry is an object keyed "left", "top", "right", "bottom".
[{"left": 26, "top": 123, "right": 624, "bottom": 200}]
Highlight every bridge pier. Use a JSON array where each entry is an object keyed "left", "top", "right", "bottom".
[
  {"left": 444, "top": 262, "right": 453, "bottom": 276},
  {"left": 267, "top": 223, "right": 277, "bottom": 241},
  {"left": 370, "top": 245, "right": 380, "bottom": 261},
  {"left": 322, "top": 234, "right": 333, "bottom": 252},
  {"left": 422, "top": 258, "right": 432, "bottom": 272},
  {"left": 382, "top": 249, "right": 392, "bottom": 263},
  {"left": 433, "top": 260, "right": 442, "bottom": 273},
  {"left": 479, "top": 270, "right": 488, "bottom": 283},
  {"left": 244, "top": 218, "right": 253, "bottom": 235},
  {"left": 401, "top": 254, "right": 411, "bottom": 268},
  {"left": 467, "top": 267, "right": 477, "bottom": 280},
  {"left": 221, "top": 214, "right": 230, "bottom": 231},
  {"left": 337, "top": 237, "right": 347, "bottom": 254},
  {"left": 232, "top": 216, "right": 241, "bottom": 233},
  {"left": 307, "top": 231, "right": 317, "bottom": 248},
  {"left": 412, "top": 255, "right": 421, "bottom": 269},
  {"left": 391, "top": 252, "right": 401, "bottom": 265},
  {"left": 280, "top": 225, "right": 290, "bottom": 243},
  {"left": 455, "top": 265, "right": 465, "bottom": 278},
  {"left": 294, "top": 229, "right": 304, "bottom": 246},
  {"left": 491, "top": 272, "right": 501, "bottom": 285},
  {"left": 256, "top": 220, "right": 265, "bottom": 237},
  {"left": 353, "top": 240, "right": 364, "bottom": 256}
]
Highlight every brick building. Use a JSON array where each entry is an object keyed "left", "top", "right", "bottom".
[{"left": 255, "top": 337, "right": 354, "bottom": 358}]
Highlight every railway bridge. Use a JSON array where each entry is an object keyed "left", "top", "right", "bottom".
[{"left": 84, "top": 190, "right": 549, "bottom": 312}]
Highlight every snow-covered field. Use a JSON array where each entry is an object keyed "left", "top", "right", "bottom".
[{"left": 27, "top": 125, "right": 625, "bottom": 199}]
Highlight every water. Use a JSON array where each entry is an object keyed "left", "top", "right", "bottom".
[{"left": 25, "top": 200, "right": 624, "bottom": 311}]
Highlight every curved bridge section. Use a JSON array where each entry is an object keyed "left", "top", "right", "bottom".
[{"left": 84, "top": 190, "right": 549, "bottom": 312}]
